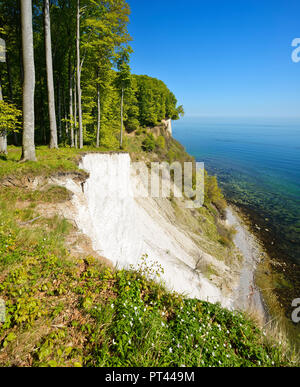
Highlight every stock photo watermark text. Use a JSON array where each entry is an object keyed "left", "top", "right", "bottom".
[
  {"left": 291, "top": 38, "right": 300, "bottom": 63},
  {"left": 291, "top": 298, "right": 300, "bottom": 323}
]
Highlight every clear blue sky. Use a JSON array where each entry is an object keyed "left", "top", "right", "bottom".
[{"left": 127, "top": 0, "right": 300, "bottom": 119}]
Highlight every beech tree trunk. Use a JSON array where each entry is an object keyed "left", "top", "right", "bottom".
[
  {"left": 44, "top": 0, "right": 58, "bottom": 149},
  {"left": 76, "top": 0, "right": 83, "bottom": 149},
  {"left": 120, "top": 87, "right": 124, "bottom": 148},
  {"left": 0, "top": 77, "right": 7, "bottom": 155},
  {"left": 69, "top": 55, "right": 74, "bottom": 147},
  {"left": 96, "top": 81, "right": 100, "bottom": 147},
  {"left": 17, "top": 1, "right": 24, "bottom": 84},
  {"left": 68, "top": 1, "right": 74, "bottom": 147},
  {"left": 20, "top": 0, "right": 36, "bottom": 162},
  {"left": 63, "top": 82, "right": 68, "bottom": 142},
  {"left": 0, "top": 133, "right": 8, "bottom": 155},
  {"left": 74, "top": 74, "right": 78, "bottom": 149},
  {"left": 57, "top": 77, "right": 62, "bottom": 141},
  {"left": 41, "top": 87, "right": 47, "bottom": 144}
]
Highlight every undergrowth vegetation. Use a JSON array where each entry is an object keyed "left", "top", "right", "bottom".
[{"left": 0, "top": 226, "right": 295, "bottom": 366}]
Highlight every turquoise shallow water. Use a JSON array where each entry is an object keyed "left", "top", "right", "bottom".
[{"left": 173, "top": 117, "right": 300, "bottom": 266}]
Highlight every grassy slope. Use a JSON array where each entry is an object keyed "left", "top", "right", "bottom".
[
  {"left": 0, "top": 146, "right": 104, "bottom": 180},
  {"left": 0, "top": 141, "right": 298, "bottom": 367}
]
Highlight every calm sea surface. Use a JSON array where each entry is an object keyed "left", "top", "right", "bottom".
[{"left": 173, "top": 117, "right": 300, "bottom": 266}]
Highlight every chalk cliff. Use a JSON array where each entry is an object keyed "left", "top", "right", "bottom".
[{"left": 51, "top": 153, "right": 249, "bottom": 310}]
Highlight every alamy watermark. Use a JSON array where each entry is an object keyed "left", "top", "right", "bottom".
[
  {"left": 291, "top": 298, "right": 300, "bottom": 324},
  {"left": 107, "top": 161, "right": 205, "bottom": 209},
  {"left": 291, "top": 38, "right": 300, "bottom": 63},
  {"left": 131, "top": 161, "right": 204, "bottom": 209},
  {"left": 0, "top": 298, "right": 5, "bottom": 323}
]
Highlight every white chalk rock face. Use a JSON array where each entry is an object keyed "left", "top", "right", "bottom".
[
  {"left": 162, "top": 118, "right": 172, "bottom": 136},
  {"left": 62, "top": 153, "right": 231, "bottom": 308}
]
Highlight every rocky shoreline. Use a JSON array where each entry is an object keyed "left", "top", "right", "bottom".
[
  {"left": 226, "top": 206, "right": 268, "bottom": 323},
  {"left": 226, "top": 200, "right": 300, "bottom": 347}
]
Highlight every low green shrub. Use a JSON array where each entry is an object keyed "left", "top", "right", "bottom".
[
  {"left": 156, "top": 136, "right": 166, "bottom": 150},
  {"left": 125, "top": 118, "right": 140, "bottom": 133},
  {"left": 142, "top": 133, "right": 156, "bottom": 152}
]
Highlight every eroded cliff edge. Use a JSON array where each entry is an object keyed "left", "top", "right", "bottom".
[
  {"left": 45, "top": 152, "right": 265, "bottom": 314},
  {"left": 0, "top": 150, "right": 266, "bottom": 317}
]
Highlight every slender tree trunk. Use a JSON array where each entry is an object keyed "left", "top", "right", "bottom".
[
  {"left": 41, "top": 88, "right": 47, "bottom": 144},
  {"left": 0, "top": 76, "right": 8, "bottom": 155},
  {"left": 38, "top": 84, "right": 47, "bottom": 144},
  {"left": 0, "top": 133, "right": 8, "bottom": 155},
  {"left": 96, "top": 82, "right": 101, "bottom": 147},
  {"left": 76, "top": 0, "right": 83, "bottom": 149},
  {"left": 69, "top": 57, "right": 74, "bottom": 147},
  {"left": 74, "top": 74, "right": 78, "bottom": 149},
  {"left": 64, "top": 111, "right": 68, "bottom": 143},
  {"left": 44, "top": 0, "right": 58, "bottom": 149},
  {"left": 20, "top": 0, "right": 36, "bottom": 162},
  {"left": 17, "top": 0, "right": 24, "bottom": 84},
  {"left": 67, "top": 1, "right": 74, "bottom": 147},
  {"left": 57, "top": 77, "right": 62, "bottom": 141},
  {"left": 0, "top": 136, "right": 8, "bottom": 154},
  {"left": 62, "top": 82, "right": 68, "bottom": 143},
  {"left": 120, "top": 88, "right": 124, "bottom": 148}
]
